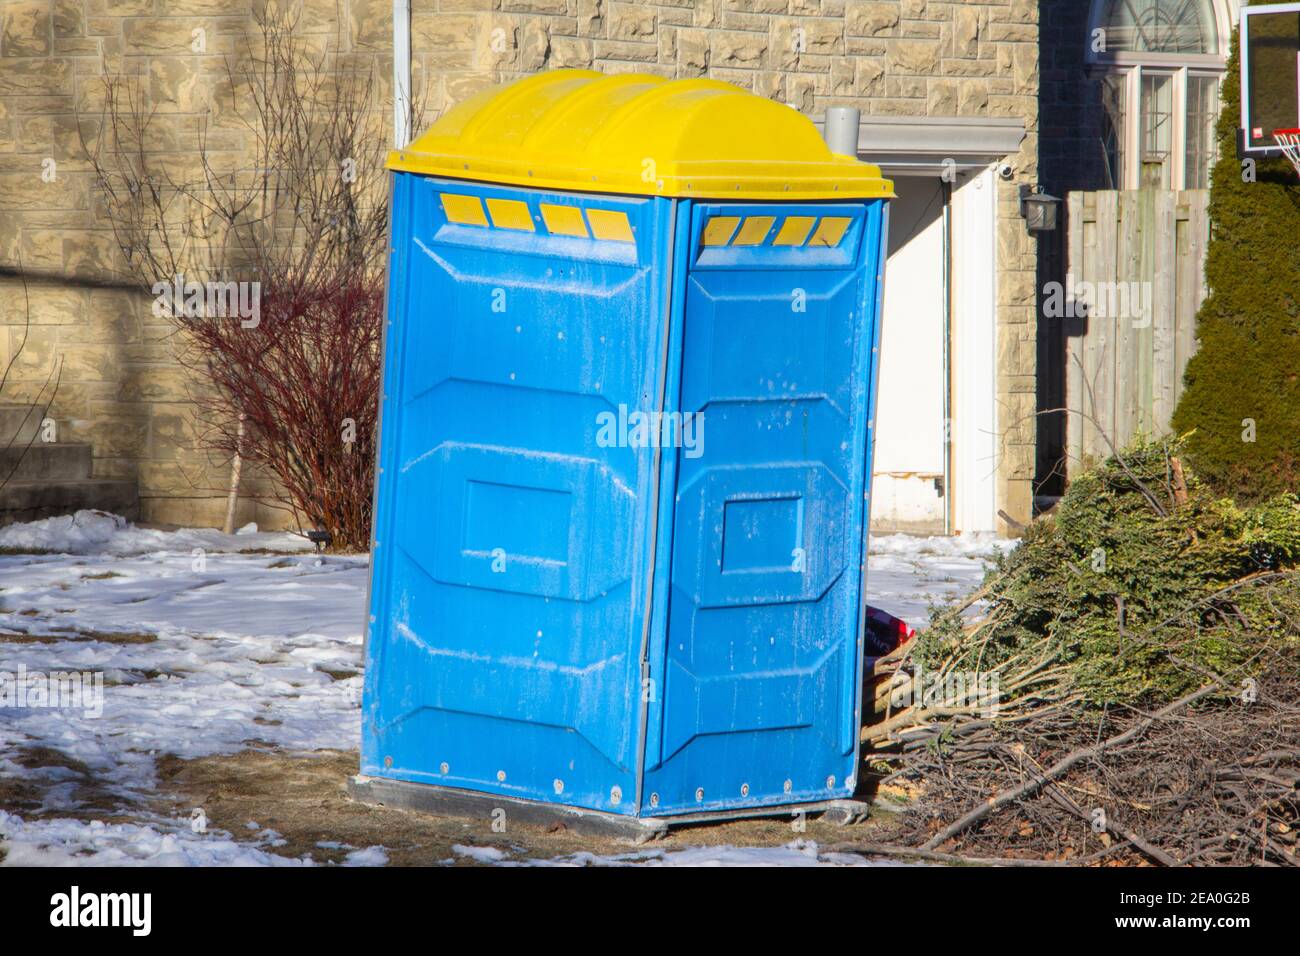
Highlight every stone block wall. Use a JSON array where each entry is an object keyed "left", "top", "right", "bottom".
[
  {"left": 0, "top": 0, "right": 1041, "bottom": 530},
  {"left": 1037, "top": 0, "right": 1107, "bottom": 195}
]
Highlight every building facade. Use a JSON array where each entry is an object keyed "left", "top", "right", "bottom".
[
  {"left": 1036, "top": 0, "right": 1236, "bottom": 495},
  {"left": 8, "top": 0, "right": 1211, "bottom": 537}
]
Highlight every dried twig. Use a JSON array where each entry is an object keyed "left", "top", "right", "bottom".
[{"left": 920, "top": 684, "right": 1220, "bottom": 852}]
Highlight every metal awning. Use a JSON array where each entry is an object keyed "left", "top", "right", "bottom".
[{"left": 813, "top": 116, "right": 1026, "bottom": 175}]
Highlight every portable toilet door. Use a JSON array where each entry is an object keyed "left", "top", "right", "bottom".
[
  {"left": 359, "top": 70, "right": 893, "bottom": 831},
  {"left": 639, "top": 200, "right": 887, "bottom": 816},
  {"left": 363, "top": 177, "right": 677, "bottom": 816}
]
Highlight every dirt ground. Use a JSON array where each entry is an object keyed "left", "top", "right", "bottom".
[
  {"left": 151, "top": 749, "right": 902, "bottom": 866},
  {"left": 0, "top": 746, "right": 139, "bottom": 827}
]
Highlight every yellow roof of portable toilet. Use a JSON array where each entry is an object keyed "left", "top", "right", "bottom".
[{"left": 389, "top": 70, "right": 893, "bottom": 201}]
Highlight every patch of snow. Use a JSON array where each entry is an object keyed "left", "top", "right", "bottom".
[
  {"left": 251, "top": 828, "right": 288, "bottom": 848},
  {"left": 0, "top": 512, "right": 992, "bottom": 867},
  {"left": 0, "top": 510, "right": 311, "bottom": 557},
  {"left": 869, "top": 531, "right": 1012, "bottom": 559},
  {"left": 0, "top": 811, "right": 314, "bottom": 867},
  {"left": 343, "top": 846, "right": 388, "bottom": 866},
  {"left": 452, "top": 844, "right": 509, "bottom": 863},
  {"left": 0, "top": 810, "right": 390, "bottom": 868},
  {"left": 440, "top": 840, "right": 908, "bottom": 867},
  {"left": 865, "top": 533, "right": 1008, "bottom": 628},
  {"left": 0, "top": 516, "right": 367, "bottom": 817},
  {"left": 526, "top": 840, "right": 907, "bottom": 867}
]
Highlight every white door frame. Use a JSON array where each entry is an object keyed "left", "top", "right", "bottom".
[
  {"left": 949, "top": 165, "right": 999, "bottom": 535},
  {"left": 829, "top": 116, "right": 1020, "bottom": 536}
]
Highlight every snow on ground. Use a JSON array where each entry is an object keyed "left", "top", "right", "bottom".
[
  {"left": 866, "top": 532, "right": 1008, "bottom": 627},
  {"left": 452, "top": 839, "right": 910, "bottom": 867},
  {"left": 0, "top": 810, "right": 386, "bottom": 867},
  {"left": 0, "top": 510, "right": 312, "bottom": 557},
  {"left": 0, "top": 511, "right": 1003, "bottom": 867}
]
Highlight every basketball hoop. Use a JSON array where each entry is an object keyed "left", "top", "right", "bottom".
[{"left": 1275, "top": 129, "right": 1300, "bottom": 177}]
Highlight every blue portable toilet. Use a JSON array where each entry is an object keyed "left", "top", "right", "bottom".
[{"left": 354, "top": 70, "right": 893, "bottom": 837}]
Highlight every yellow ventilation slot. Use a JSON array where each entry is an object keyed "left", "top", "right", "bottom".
[
  {"left": 441, "top": 193, "right": 488, "bottom": 226},
  {"left": 808, "top": 217, "right": 851, "bottom": 247},
  {"left": 540, "top": 204, "right": 589, "bottom": 237},
  {"left": 732, "top": 216, "right": 776, "bottom": 246},
  {"left": 772, "top": 216, "right": 816, "bottom": 246},
  {"left": 702, "top": 217, "right": 741, "bottom": 246},
  {"left": 587, "top": 209, "right": 634, "bottom": 242},
  {"left": 486, "top": 198, "right": 536, "bottom": 231}
]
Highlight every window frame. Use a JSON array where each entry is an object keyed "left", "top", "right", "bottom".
[
  {"left": 1085, "top": 0, "right": 1233, "bottom": 66},
  {"left": 1184, "top": 70, "right": 1223, "bottom": 189},
  {"left": 1086, "top": 0, "right": 1233, "bottom": 190}
]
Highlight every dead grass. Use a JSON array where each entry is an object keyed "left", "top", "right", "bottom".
[
  {"left": 0, "top": 745, "right": 136, "bottom": 825},
  {"left": 317, "top": 668, "right": 359, "bottom": 681},
  {"left": 0, "top": 627, "right": 156, "bottom": 645},
  {"left": 153, "top": 750, "right": 896, "bottom": 866}
]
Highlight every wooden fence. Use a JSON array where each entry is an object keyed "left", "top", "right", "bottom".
[{"left": 1060, "top": 187, "right": 1210, "bottom": 469}]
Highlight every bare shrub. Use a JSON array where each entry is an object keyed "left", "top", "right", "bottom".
[
  {"left": 85, "top": 6, "right": 396, "bottom": 550},
  {"left": 0, "top": 269, "right": 64, "bottom": 506}
]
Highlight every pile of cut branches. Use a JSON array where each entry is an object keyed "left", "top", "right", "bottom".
[{"left": 857, "top": 440, "right": 1300, "bottom": 866}]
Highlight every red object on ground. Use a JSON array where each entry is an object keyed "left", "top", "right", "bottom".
[{"left": 863, "top": 605, "right": 915, "bottom": 657}]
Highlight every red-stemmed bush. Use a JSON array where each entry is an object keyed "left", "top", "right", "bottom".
[
  {"left": 177, "top": 278, "right": 383, "bottom": 552},
  {"left": 85, "top": 6, "right": 403, "bottom": 549}
]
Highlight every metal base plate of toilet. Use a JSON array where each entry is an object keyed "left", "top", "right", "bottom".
[{"left": 347, "top": 775, "right": 870, "bottom": 844}]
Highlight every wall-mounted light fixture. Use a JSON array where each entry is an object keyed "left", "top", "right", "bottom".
[{"left": 1019, "top": 184, "right": 1061, "bottom": 233}]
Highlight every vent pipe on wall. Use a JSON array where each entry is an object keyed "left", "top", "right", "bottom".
[
  {"left": 823, "top": 107, "right": 861, "bottom": 157},
  {"left": 393, "top": 0, "right": 412, "bottom": 148}
]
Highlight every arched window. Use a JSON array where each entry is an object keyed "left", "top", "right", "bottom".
[
  {"left": 1100, "top": 0, "right": 1221, "bottom": 54},
  {"left": 1087, "top": 0, "right": 1234, "bottom": 189}
]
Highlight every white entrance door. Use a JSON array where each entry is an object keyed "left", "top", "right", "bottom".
[{"left": 873, "top": 176, "right": 948, "bottom": 534}]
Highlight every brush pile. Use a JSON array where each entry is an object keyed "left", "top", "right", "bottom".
[{"left": 859, "top": 441, "right": 1300, "bottom": 866}]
